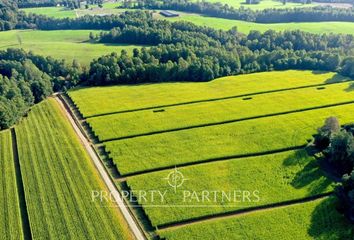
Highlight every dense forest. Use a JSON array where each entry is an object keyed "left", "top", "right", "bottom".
[
  {"left": 133, "top": 0, "right": 354, "bottom": 23},
  {"left": 0, "top": 48, "right": 82, "bottom": 129},
  {"left": 86, "top": 11, "right": 354, "bottom": 85}
]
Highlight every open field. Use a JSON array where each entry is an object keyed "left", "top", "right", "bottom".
[
  {"left": 0, "top": 130, "right": 23, "bottom": 240},
  {"left": 69, "top": 70, "right": 347, "bottom": 117},
  {"left": 126, "top": 150, "right": 334, "bottom": 226},
  {"left": 106, "top": 103, "right": 354, "bottom": 175},
  {"left": 191, "top": 0, "right": 316, "bottom": 9},
  {"left": 0, "top": 30, "right": 142, "bottom": 65},
  {"left": 22, "top": 6, "right": 76, "bottom": 18},
  {"left": 158, "top": 197, "right": 354, "bottom": 240},
  {"left": 21, "top": 2, "right": 125, "bottom": 18},
  {"left": 15, "top": 99, "right": 133, "bottom": 239},
  {"left": 159, "top": 13, "right": 354, "bottom": 34},
  {"left": 87, "top": 81, "right": 354, "bottom": 141}
]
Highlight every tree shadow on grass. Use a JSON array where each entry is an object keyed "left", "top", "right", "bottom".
[
  {"left": 308, "top": 197, "right": 354, "bottom": 239},
  {"left": 325, "top": 73, "right": 351, "bottom": 84},
  {"left": 282, "top": 150, "right": 333, "bottom": 196},
  {"left": 345, "top": 82, "right": 354, "bottom": 92}
]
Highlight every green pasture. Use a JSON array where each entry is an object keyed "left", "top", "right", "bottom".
[
  {"left": 15, "top": 99, "right": 132, "bottom": 239},
  {"left": 190, "top": 0, "right": 315, "bottom": 9},
  {"left": 160, "top": 13, "right": 354, "bottom": 34},
  {"left": 159, "top": 197, "right": 353, "bottom": 240},
  {"left": 105, "top": 103, "right": 354, "bottom": 175},
  {"left": 0, "top": 30, "right": 141, "bottom": 65},
  {"left": 70, "top": 70, "right": 345, "bottom": 117},
  {"left": 87, "top": 81, "right": 354, "bottom": 141},
  {"left": 22, "top": 6, "right": 76, "bottom": 18},
  {"left": 126, "top": 150, "right": 334, "bottom": 226},
  {"left": 0, "top": 130, "right": 23, "bottom": 240}
]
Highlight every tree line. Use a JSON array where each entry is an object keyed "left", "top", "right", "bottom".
[
  {"left": 0, "top": 48, "right": 82, "bottom": 129},
  {"left": 131, "top": 0, "right": 354, "bottom": 23},
  {"left": 85, "top": 11, "right": 354, "bottom": 85},
  {"left": 311, "top": 117, "right": 354, "bottom": 223}
]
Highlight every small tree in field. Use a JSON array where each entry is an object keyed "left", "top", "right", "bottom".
[{"left": 313, "top": 117, "right": 340, "bottom": 150}]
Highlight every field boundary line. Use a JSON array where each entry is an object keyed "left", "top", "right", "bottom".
[
  {"left": 85, "top": 81, "right": 352, "bottom": 119},
  {"left": 102, "top": 100, "right": 354, "bottom": 143},
  {"left": 156, "top": 193, "right": 333, "bottom": 230},
  {"left": 122, "top": 145, "right": 306, "bottom": 178},
  {"left": 54, "top": 94, "right": 147, "bottom": 240},
  {"left": 10, "top": 128, "right": 32, "bottom": 240}
]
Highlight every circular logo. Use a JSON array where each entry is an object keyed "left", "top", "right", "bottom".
[{"left": 164, "top": 167, "right": 187, "bottom": 192}]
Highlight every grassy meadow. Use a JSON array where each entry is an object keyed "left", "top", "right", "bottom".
[
  {"left": 159, "top": 197, "right": 354, "bottom": 240},
  {"left": 0, "top": 130, "right": 24, "bottom": 240},
  {"left": 70, "top": 70, "right": 346, "bottom": 117},
  {"left": 87, "top": 81, "right": 354, "bottom": 141},
  {"left": 0, "top": 30, "right": 142, "bottom": 65},
  {"left": 126, "top": 150, "right": 334, "bottom": 226},
  {"left": 191, "top": 0, "right": 316, "bottom": 9},
  {"left": 159, "top": 13, "right": 354, "bottom": 34},
  {"left": 15, "top": 99, "right": 133, "bottom": 239},
  {"left": 106, "top": 103, "right": 354, "bottom": 175}
]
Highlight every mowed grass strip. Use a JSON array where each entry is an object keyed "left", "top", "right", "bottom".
[
  {"left": 16, "top": 99, "right": 133, "bottom": 239},
  {"left": 126, "top": 150, "right": 334, "bottom": 226},
  {"left": 158, "top": 197, "right": 353, "bottom": 240},
  {"left": 0, "top": 130, "right": 23, "bottom": 240},
  {"left": 88, "top": 81, "right": 354, "bottom": 141},
  {"left": 106, "top": 103, "right": 354, "bottom": 175},
  {"left": 69, "top": 70, "right": 347, "bottom": 118}
]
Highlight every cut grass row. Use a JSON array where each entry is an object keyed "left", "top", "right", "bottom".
[
  {"left": 69, "top": 70, "right": 347, "bottom": 117},
  {"left": 15, "top": 99, "right": 133, "bottom": 239},
  {"left": 106, "top": 103, "right": 354, "bottom": 175},
  {"left": 126, "top": 150, "right": 334, "bottom": 227},
  {"left": 0, "top": 130, "right": 23, "bottom": 240},
  {"left": 0, "top": 30, "right": 143, "bottom": 65},
  {"left": 158, "top": 197, "right": 354, "bottom": 240},
  {"left": 88, "top": 81, "right": 354, "bottom": 141}
]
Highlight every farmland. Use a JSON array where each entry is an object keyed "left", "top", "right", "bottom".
[
  {"left": 159, "top": 197, "right": 353, "bottom": 240},
  {"left": 69, "top": 70, "right": 346, "bottom": 117},
  {"left": 0, "top": 130, "right": 23, "bottom": 240},
  {"left": 105, "top": 102, "right": 354, "bottom": 175},
  {"left": 68, "top": 69, "right": 354, "bottom": 239},
  {"left": 15, "top": 99, "right": 133, "bottom": 239},
  {"left": 87, "top": 81, "right": 354, "bottom": 141},
  {"left": 126, "top": 150, "right": 334, "bottom": 226},
  {"left": 160, "top": 13, "right": 354, "bottom": 34},
  {"left": 191, "top": 0, "right": 316, "bottom": 9},
  {"left": 0, "top": 30, "right": 142, "bottom": 65}
]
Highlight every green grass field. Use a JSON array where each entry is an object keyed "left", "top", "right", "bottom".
[
  {"left": 0, "top": 30, "right": 142, "bottom": 65},
  {"left": 21, "top": 2, "right": 125, "bottom": 18},
  {"left": 160, "top": 13, "right": 354, "bottom": 34},
  {"left": 106, "top": 103, "right": 354, "bottom": 175},
  {"left": 191, "top": 0, "right": 316, "bottom": 9},
  {"left": 70, "top": 70, "right": 346, "bottom": 117},
  {"left": 158, "top": 197, "right": 354, "bottom": 240},
  {"left": 22, "top": 6, "right": 76, "bottom": 18},
  {"left": 87, "top": 81, "right": 354, "bottom": 141},
  {"left": 126, "top": 150, "right": 334, "bottom": 226},
  {"left": 0, "top": 130, "right": 23, "bottom": 240},
  {"left": 15, "top": 99, "right": 133, "bottom": 239}
]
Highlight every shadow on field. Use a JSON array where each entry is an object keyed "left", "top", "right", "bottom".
[
  {"left": 325, "top": 73, "right": 350, "bottom": 84},
  {"left": 308, "top": 197, "right": 354, "bottom": 239},
  {"left": 282, "top": 150, "right": 332, "bottom": 196},
  {"left": 345, "top": 82, "right": 354, "bottom": 92}
]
